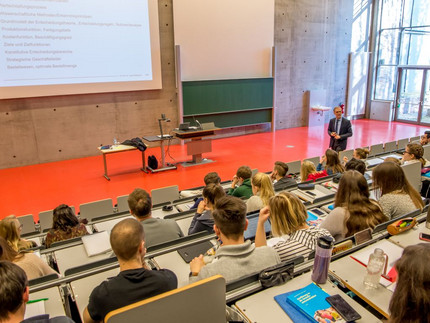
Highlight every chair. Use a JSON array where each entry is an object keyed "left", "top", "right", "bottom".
[
  {"left": 384, "top": 141, "right": 397, "bottom": 152},
  {"left": 116, "top": 195, "right": 129, "bottom": 213},
  {"left": 410, "top": 136, "right": 420, "bottom": 143},
  {"left": 397, "top": 138, "right": 409, "bottom": 150},
  {"left": 401, "top": 162, "right": 421, "bottom": 192},
  {"left": 17, "top": 214, "right": 36, "bottom": 235},
  {"left": 339, "top": 149, "right": 353, "bottom": 162},
  {"left": 151, "top": 186, "right": 179, "bottom": 205},
  {"left": 251, "top": 168, "right": 258, "bottom": 177},
  {"left": 39, "top": 206, "right": 76, "bottom": 232},
  {"left": 369, "top": 143, "right": 384, "bottom": 157},
  {"left": 79, "top": 199, "right": 113, "bottom": 221},
  {"left": 423, "top": 144, "right": 430, "bottom": 160},
  {"left": 286, "top": 160, "right": 301, "bottom": 175},
  {"left": 303, "top": 156, "right": 320, "bottom": 167},
  {"left": 105, "top": 275, "right": 226, "bottom": 323}
]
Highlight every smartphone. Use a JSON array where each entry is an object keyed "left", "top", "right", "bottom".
[
  {"left": 310, "top": 208, "right": 325, "bottom": 216},
  {"left": 325, "top": 294, "right": 361, "bottom": 322},
  {"left": 419, "top": 232, "right": 430, "bottom": 242}
]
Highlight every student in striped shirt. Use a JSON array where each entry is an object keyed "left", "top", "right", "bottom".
[{"left": 255, "top": 192, "right": 332, "bottom": 262}]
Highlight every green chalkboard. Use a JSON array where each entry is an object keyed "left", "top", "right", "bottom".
[{"left": 182, "top": 78, "right": 273, "bottom": 127}]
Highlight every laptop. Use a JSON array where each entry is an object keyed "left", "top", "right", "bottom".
[
  {"left": 244, "top": 213, "right": 271, "bottom": 240},
  {"left": 179, "top": 122, "right": 190, "bottom": 130}
]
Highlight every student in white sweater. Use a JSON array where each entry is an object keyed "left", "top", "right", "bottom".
[{"left": 372, "top": 161, "right": 424, "bottom": 219}]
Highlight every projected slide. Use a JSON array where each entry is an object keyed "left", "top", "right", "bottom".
[{"left": 0, "top": 0, "right": 159, "bottom": 96}]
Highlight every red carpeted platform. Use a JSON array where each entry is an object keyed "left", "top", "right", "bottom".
[{"left": 0, "top": 120, "right": 424, "bottom": 221}]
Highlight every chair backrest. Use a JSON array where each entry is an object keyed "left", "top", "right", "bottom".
[
  {"left": 423, "top": 144, "right": 430, "bottom": 160},
  {"left": 286, "top": 160, "right": 301, "bottom": 175},
  {"left": 401, "top": 162, "right": 422, "bottom": 192},
  {"left": 151, "top": 186, "right": 179, "bottom": 205},
  {"left": 105, "top": 275, "right": 226, "bottom": 323},
  {"left": 409, "top": 136, "right": 420, "bottom": 143},
  {"left": 384, "top": 141, "right": 397, "bottom": 152},
  {"left": 39, "top": 206, "right": 76, "bottom": 232},
  {"left": 369, "top": 143, "right": 384, "bottom": 156},
  {"left": 251, "top": 168, "right": 258, "bottom": 177},
  {"left": 339, "top": 149, "right": 353, "bottom": 162},
  {"left": 79, "top": 199, "right": 113, "bottom": 221},
  {"left": 303, "top": 156, "right": 320, "bottom": 167},
  {"left": 17, "top": 214, "right": 36, "bottom": 235},
  {"left": 397, "top": 138, "right": 409, "bottom": 150},
  {"left": 116, "top": 195, "right": 129, "bottom": 213}
]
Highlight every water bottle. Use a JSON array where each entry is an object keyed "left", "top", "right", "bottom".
[
  {"left": 363, "top": 248, "right": 386, "bottom": 289},
  {"left": 113, "top": 137, "right": 119, "bottom": 147},
  {"left": 311, "top": 236, "right": 334, "bottom": 284}
]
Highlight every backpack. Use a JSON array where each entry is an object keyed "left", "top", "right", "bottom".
[{"left": 148, "top": 155, "right": 158, "bottom": 170}]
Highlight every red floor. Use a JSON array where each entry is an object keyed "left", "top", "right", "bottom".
[{"left": 0, "top": 119, "right": 424, "bottom": 221}]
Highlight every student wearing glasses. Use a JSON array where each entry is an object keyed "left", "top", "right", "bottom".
[
  {"left": 402, "top": 143, "right": 427, "bottom": 168},
  {"left": 0, "top": 215, "right": 36, "bottom": 251}
]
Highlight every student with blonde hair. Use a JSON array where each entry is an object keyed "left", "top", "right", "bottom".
[
  {"left": 246, "top": 173, "right": 275, "bottom": 213},
  {"left": 320, "top": 170, "right": 387, "bottom": 240},
  {"left": 0, "top": 216, "right": 35, "bottom": 252},
  {"left": 317, "top": 149, "right": 345, "bottom": 175},
  {"left": 255, "top": 192, "right": 332, "bottom": 262},
  {"left": 300, "top": 161, "right": 328, "bottom": 182}
]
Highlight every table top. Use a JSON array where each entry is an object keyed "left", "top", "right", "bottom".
[
  {"left": 388, "top": 222, "right": 430, "bottom": 248},
  {"left": 172, "top": 128, "right": 220, "bottom": 139},
  {"left": 98, "top": 144, "right": 137, "bottom": 154},
  {"left": 235, "top": 271, "right": 380, "bottom": 323},
  {"left": 142, "top": 135, "right": 174, "bottom": 142}
]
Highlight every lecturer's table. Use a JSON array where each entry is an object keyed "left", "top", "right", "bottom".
[
  {"left": 98, "top": 145, "right": 146, "bottom": 180},
  {"left": 173, "top": 128, "right": 220, "bottom": 166}
]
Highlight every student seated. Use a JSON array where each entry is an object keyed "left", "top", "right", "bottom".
[
  {"left": 344, "top": 158, "right": 366, "bottom": 175},
  {"left": 188, "top": 183, "right": 225, "bottom": 235},
  {"left": 420, "top": 130, "right": 430, "bottom": 146},
  {"left": 0, "top": 261, "right": 73, "bottom": 323},
  {"left": 0, "top": 215, "right": 36, "bottom": 251},
  {"left": 182, "top": 172, "right": 221, "bottom": 209},
  {"left": 0, "top": 237, "right": 58, "bottom": 281},
  {"left": 300, "top": 161, "right": 328, "bottom": 182},
  {"left": 388, "top": 243, "right": 430, "bottom": 323},
  {"left": 128, "top": 188, "right": 183, "bottom": 247},
  {"left": 246, "top": 173, "right": 275, "bottom": 213},
  {"left": 45, "top": 204, "right": 89, "bottom": 248},
  {"left": 319, "top": 170, "right": 387, "bottom": 241},
  {"left": 227, "top": 166, "right": 253, "bottom": 198},
  {"left": 342, "top": 148, "right": 369, "bottom": 166},
  {"left": 189, "top": 196, "right": 280, "bottom": 283},
  {"left": 402, "top": 143, "right": 427, "bottom": 168},
  {"left": 317, "top": 149, "right": 345, "bottom": 175},
  {"left": 83, "top": 219, "right": 177, "bottom": 323},
  {"left": 255, "top": 192, "right": 332, "bottom": 262},
  {"left": 384, "top": 156, "right": 401, "bottom": 165},
  {"left": 270, "top": 161, "right": 296, "bottom": 190},
  {"left": 372, "top": 162, "right": 424, "bottom": 219}
]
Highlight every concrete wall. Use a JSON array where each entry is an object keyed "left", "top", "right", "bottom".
[{"left": 0, "top": 0, "right": 354, "bottom": 169}]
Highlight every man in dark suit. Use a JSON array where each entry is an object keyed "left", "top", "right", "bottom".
[{"left": 327, "top": 106, "right": 352, "bottom": 152}]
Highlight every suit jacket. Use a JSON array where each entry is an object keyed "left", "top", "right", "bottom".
[{"left": 327, "top": 117, "right": 353, "bottom": 151}]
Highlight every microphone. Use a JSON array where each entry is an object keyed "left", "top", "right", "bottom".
[{"left": 195, "top": 119, "right": 202, "bottom": 130}]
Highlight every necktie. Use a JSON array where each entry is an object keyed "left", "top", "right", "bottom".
[{"left": 336, "top": 119, "right": 340, "bottom": 134}]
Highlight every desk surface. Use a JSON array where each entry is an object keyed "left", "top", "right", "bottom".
[
  {"left": 152, "top": 251, "right": 191, "bottom": 288},
  {"left": 235, "top": 271, "right": 380, "bottom": 323},
  {"left": 70, "top": 267, "right": 120, "bottom": 319},
  {"left": 142, "top": 135, "right": 173, "bottom": 142},
  {"left": 173, "top": 128, "right": 219, "bottom": 139},
  {"left": 30, "top": 286, "right": 66, "bottom": 318},
  {"left": 98, "top": 145, "right": 137, "bottom": 154},
  {"left": 54, "top": 244, "right": 113, "bottom": 275},
  {"left": 388, "top": 222, "right": 430, "bottom": 248},
  {"left": 329, "top": 251, "right": 394, "bottom": 318}
]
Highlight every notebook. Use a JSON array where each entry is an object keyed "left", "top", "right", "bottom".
[{"left": 82, "top": 231, "right": 112, "bottom": 257}]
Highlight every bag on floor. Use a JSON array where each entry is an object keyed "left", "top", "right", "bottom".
[{"left": 148, "top": 155, "right": 158, "bottom": 170}]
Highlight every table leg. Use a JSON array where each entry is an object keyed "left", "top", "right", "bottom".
[
  {"left": 160, "top": 141, "right": 166, "bottom": 168},
  {"left": 102, "top": 154, "right": 110, "bottom": 181},
  {"left": 141, "top": 150, "right": 148, "bottom": 173}
]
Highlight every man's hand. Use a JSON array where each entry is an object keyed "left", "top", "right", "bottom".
[
  {"left": 343, "top": 156, "right": 349, "bottom": 163},
  {"left": 334, "top": 134, "right": 341, "bottom": 139},
  {"left": 330, "top": 131, "right": 337, "bottom": 137},
  {"left": 231, "top": 174, "right": 239, "bottom": 188},
  {"left": 190, "top": 255, "right": 205, "bottom": 275}
]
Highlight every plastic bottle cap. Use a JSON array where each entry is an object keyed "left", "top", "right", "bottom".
[
  {"left": 317, "top": 236, "right": 335, "bottom": 249},
  {"left": 374, "top": 248, "right": 384, "bottom": 256}
]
